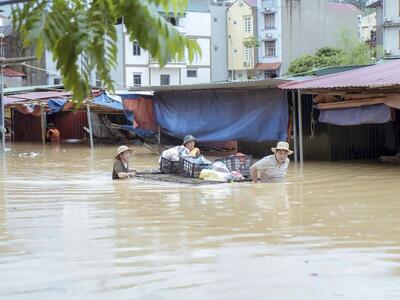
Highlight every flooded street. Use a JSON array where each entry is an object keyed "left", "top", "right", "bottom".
[{"left": 1, "top": 143, "right": 400, "bottom": 299}]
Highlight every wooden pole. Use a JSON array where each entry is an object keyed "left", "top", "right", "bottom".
[
  {"left": 86, "top": 103, "right": 94, "bottom": 149},
  {"left": 297, "top": 89, "right": 304, "bottom": 166}
]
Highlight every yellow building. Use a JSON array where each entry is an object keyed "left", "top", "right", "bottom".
[{"left": 227, "top": 0, "right": 258, "bottom": 80}]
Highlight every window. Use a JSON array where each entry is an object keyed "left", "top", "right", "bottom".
[
  {"left": 187, "top": 70, "right": 197, "bottom": 78},
  {"left": 133, "top": 73, "right": 141, "bottom": 86},
  {"left": 214, "top": 46, "right": 219, "bottom": 51},
  {"left": 166, "top": 16, "right": 178, "bottom": 26},
  {"left": 160, "top": 74, "right": 170, "bottom": 85},
  {"left": 53, "top": 78, "right": 60, "bottom": 85},
  {"left": 264, "top": 40, "right": 276, "bottom": 56},
  {"left": 133, "top": 41, "right": 141, "bottom": 56},
  {"left": 213, "top": 17, "right": 218, "bottom": 22},
  {"left": 244, "top": 16, "right": 251, "bottom": 32},
  {"left": 245, "top": 47, "right": 252, "bottom": 63},
  {"left": 264, "top": 13, "right": 275, "bottom": 29}
]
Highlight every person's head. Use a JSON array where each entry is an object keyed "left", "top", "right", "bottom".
[
  {"left": 115, "top": 145, "right": 132, "bottom": 161},
  {"left": 183, "top": 135, "right": 196, "bottom": 151},
  {"left": 271, "top": 141, "right": 293, "bottom": 164},
  {"left": 47, "top": 123, "right": 55, "bottom": 129}
]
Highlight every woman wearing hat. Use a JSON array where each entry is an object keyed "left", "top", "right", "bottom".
[
  {"left": 182, "top": 135, "right": 201, "bottom": 157},
  {"left": 250, "top": 141, "right": 293, "bottom": 183},
  {"left": 112, "top": 145, "right": 136, "bottom": 179}
]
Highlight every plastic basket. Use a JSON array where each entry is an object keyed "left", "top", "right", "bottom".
[
  {"left": 179, "top": 157, "right": 212, "bottom": 178},
  {"left": 160, "top": 157, "right": 179, "bottom": 174},
  {"left": 215, "top": 154, "right": 253, "bottom": 177}
]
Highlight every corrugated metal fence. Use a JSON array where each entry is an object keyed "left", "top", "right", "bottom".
[{"left": 239, "top": 94, "right": 399, "bottom": 160}]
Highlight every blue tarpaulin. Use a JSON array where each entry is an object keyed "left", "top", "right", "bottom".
[
  {"left": 153, "top": 89, "right": 288, "bottom": 142},
  {"left": 47, "top": 98, "right": 67, "bottom": 114},
  {"left": 319, "top": 104, "right": 393, "bottom": 126},
  {"left": 92, "top": 93, "right": 123, "bottom": 110}
]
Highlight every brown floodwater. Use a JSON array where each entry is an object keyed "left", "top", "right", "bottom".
[{"left": 1, "top": 143, "right": 400, "bottom": 299}]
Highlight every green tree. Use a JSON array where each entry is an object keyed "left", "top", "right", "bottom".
[
  {"left": 287, "top": 30, "right": 374, "bottom": 75},
  {"left": 12, "top": 0, "right": 201, "bottom": 103}
]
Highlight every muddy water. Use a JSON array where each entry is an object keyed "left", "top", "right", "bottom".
[{"left": 0, "top": 143, "right": 400, "bottom": 300}]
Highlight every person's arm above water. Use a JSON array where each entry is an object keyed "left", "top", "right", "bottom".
[
  {"left": 250, "top": 157, "right": 268, "bottom": 183},
  {"left": 114, "top": 160, "right": 135, "bottom": 179}
]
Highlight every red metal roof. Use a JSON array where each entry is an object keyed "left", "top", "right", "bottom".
[
  {"left": 4, "top": 67, "right": 26, "bottom": 77},
  {"left": 244, "top": 0, "right": 257, "bottom": 7},
  {"left": 255, "top": 62, "right": 281, "bottom": 71},
  {"left": 279, "top": 60, "right": 400, "bottom": 90},
  {"left": 327, "top": 2, "right": 361, "bottom": 12}
]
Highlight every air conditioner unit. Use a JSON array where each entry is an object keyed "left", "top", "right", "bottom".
[
  {"left": 384, "top": 17, "right": 392, "bottom": 23},
  {"left": 263, "top": 7, "right": 272, "bottom": 12},
  {"left": 265, "top": 33, "right": 273, "bottom": 38},
  {"left": 384, "top": 48, "right": 391, "bottom": 55}
]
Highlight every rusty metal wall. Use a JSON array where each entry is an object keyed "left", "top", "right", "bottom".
[
  {"left": 47, "top": 111, "right": 88, "bottom": 140},
  {"left": 300, "top": 94, "right": 398, "bottom": 161},
  {"left": 12, "top": 109, "right": 88, "bottom": 142},
  {"left": 12, "top": 109, "right": 42, "bottom": 142}
]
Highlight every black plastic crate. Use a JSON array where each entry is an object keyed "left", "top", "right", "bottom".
[
  {"left": 160, "top": 157, "right": 179, "bottom": 174},
  {"left": 179, "top": 157, "right": 212, "bottom": 178},
  {"left": 215, "top": 154, "right": 253, "bottom": 177}
]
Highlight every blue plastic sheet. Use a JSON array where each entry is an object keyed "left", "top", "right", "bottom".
[
  {"left": 319, "top": 104, "right": 392, "bottom": 126},
  {"left": 47, "top": 98, "right": 67, "bottom": 114},
  {"left": 153, "top": 89, "right": 288, "bottom": 142},
  {"left": 92, "top": 93, "right": 123, "bottom": 110}
]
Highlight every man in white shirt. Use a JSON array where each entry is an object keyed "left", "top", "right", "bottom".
[{"left": 250, "top": 141, "right": 293, "bottom": 183}]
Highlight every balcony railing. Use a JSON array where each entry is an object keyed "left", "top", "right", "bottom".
[{"left": 149, "top": 55, "right": 186, "bottom": 65}]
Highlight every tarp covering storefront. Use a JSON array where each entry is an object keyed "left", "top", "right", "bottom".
[
  {"left": 119, "top": 94, "right": 157, "bottom": 138},
  {"left": 319, "top": 104, "right": 393, "bottom": 126},
  {"left": 154, "top": 89, "right": 288, "bottom": 142}
]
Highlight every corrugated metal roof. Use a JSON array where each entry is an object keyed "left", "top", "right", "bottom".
[
  {"left": 4, "top": 84, "right": 64, "bottom": 95},
  {"left": 327, "top": 2, "right": 361, "bottom": 12},
  {"left": 4, "top": 67, "right": 26, "bottom": 77},
  {"left": 279, "top": 59, "right": 400, "bottom": 90},
  {"left": 130, "top": 78, "right": 290, "bottom": 92}
]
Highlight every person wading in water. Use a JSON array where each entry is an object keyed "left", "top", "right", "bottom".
[{"left": 112, "top": 145, "right": 137, "bottom": 180}]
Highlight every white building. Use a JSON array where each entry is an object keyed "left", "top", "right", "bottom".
[
  {"left": 124, "top": 1, "right": 211, "bottom": 88},
  {"left": 256, "top": 0, "right": 361, "bottom": 77},
  {"left": 368, "top": 0, "right": 400, "bottom": 58}
]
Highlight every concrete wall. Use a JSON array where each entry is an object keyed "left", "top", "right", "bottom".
[
  {"left": 110, "top": 24, "right": 125, "bottom": 89},
  {"left": 281, "top": 0, "right": 361, "bottom": 74},
  {"left": 210, "top": 4, "right": 229, "bottom": 81},
  {"left": 383, "top": 0, "right": 400, "bottom": 57}
]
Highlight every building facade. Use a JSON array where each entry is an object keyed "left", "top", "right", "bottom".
[
  {"left": 227, "top": 0, "right": 258, "bottom": 80},
  {"left": 124, "top": 1, "right": 212, "bottom": 87},
  {"left": 368, "top": 0, "right": 400, "bottom": 58},
  {"left": 256, "top": 0, "right": 361, "bottom": 77},
  {"left": 359, "top": 12, "right": 377, "bottom": 46}
]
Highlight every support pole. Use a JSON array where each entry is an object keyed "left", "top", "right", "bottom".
[
  {"left": 86, "top": 103, "right": 94, "bottom": 149},
  {"left": 0, "top": 62, "right": 4, "bottom": 156},
  {"left": 292, "top": 91, "right": 298, "bottom": 165},
  {"left": 40, "top": 105, "right": 46, "bottom": 144},
  {"left": 297, "top": 89, "right": 304, "bottom": 166}
]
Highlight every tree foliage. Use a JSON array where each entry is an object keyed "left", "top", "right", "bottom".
[
  {"left": 12, "top": 0, "right": 201, "bottom": 103},
  {"left": 287, "top": 30, "right": 374, "bottom": 75}
]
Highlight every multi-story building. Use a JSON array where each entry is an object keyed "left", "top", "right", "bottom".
[
  {"left": 359, "top": 12, "right": 377, "bottom": 44},
  {"left": 256, "top": 0, "right": 361, "bottom": 77},
  {"left": 227, "top": 0, "right": 258, "bottom": 80},
  {"left": 368, "top": 0, "right": 400, "bottom": 58},
  {"left": 124, "top": 0, "right": 211, "bottom": 87}
]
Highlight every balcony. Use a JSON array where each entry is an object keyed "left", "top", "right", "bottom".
[
  {"left": 261, "top": 0, "right": 278, "bottom": 12},
  {"left": 149, "top": 55, "right": 186, "bottom": 68}
]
